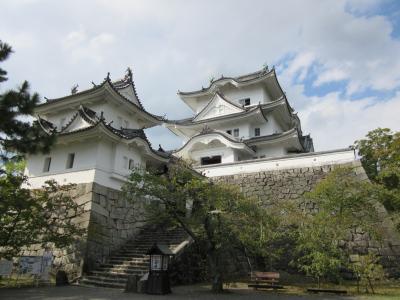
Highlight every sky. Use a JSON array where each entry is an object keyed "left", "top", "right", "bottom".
[{"left": 1, "top": 0, "right": 400, "bottom": 151}]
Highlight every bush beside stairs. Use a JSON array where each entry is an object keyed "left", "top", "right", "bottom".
[{"left": 80, "top": 226, "right": 189, "bottom": 288}]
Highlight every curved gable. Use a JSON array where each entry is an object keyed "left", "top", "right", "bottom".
[{"left": 193, "top": 93, "right": 245, "bottom": 122}]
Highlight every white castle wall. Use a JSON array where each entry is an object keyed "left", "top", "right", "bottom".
[
  {"left": 197, "top": 148, "right": 356, "bottom": 177},
  {"left": 25, "top": 138, "right": 145, "bottom": 190}
]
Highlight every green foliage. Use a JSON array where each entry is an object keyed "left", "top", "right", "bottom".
[
  {"left": 350, "top": 254, "right": 385, "bottom": 294},
  {"left": 294, "top": 167, "right": 381, "bottom": 286},
  {"left": 123, "top": 162, "right": 274, "bottom": 292},
  {"left": 355, "top": 128, "right": 400, "bottom": 190},
  {"left": 0, "top": 164, "right": 85, "bottom": 259},
  {"left": 0, "top": 40, "right": 55, "bottom": 163}
]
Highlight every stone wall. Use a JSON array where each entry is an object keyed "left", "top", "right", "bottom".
[
  {"left": 84, "top": 183, "right": 144, "bottom": 272},
  {"left": 214, "top": 160, "right": 400, "bottom": 277},
  {"left": 23, "top": 182, "right": 143, "bottom": 280}
]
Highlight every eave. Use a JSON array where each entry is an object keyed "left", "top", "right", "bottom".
[
  {"left": 47, "top": 120, "right": 169, "bottom": 163},
  {"left": 173, "top": 130, "right": 255, "bottom": 158},
  {"left": 244, "top": 128, "right": 305, "bottom": 152},
  {"left": 35, "top": 77, "right": 163, "bottom": 128}
]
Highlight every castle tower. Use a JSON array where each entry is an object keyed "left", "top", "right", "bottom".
[
  {"left": 165, "top": 68, "right": 354, "bottom": 177},
  {"left": 165, "top": 68, "right": 314, "bottom": 165},
  {"left": 26, "top": 69, "right": 169, "bottom": 190}
]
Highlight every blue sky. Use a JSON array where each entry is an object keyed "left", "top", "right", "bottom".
[{"left": 1, "top": 0, "right": 400, "bottom": 151}]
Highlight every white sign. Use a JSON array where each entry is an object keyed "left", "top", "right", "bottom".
[
  {"left": 0, "top": 260, "right": 13, "bottom": 276},
  {"left": 19, "top": 256, "right": 42, "bottom": 275}
]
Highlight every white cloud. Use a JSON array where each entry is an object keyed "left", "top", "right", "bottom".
[
  {"left": 1, "top": 0, "right": 400, "bottom": 150},
  {"left": 314, "top": 68, "right": 349, "bottom": 86},
  {"left": 61, "top": 29, "right": 115, "bottom": 64},
  {"left": 299, "top": 92, "right": 400, "bottom": 150}
]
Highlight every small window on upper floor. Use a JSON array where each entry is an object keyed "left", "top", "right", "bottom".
[
  {"left": 129, "top": 159, "right": 135, "bottom": 170},
  {"left": 66, "top": 153, "right": 75, "bottom": 169},
  {"left": 43, "top": 157, "right": 51, "bottom": 172},
  {"left": 255, "top": 128, "right": 260, "bottom": 137},
  {"left": 233, "top": 128, "right": 239, "bottom": 137},
  {"left": 226, "top": 129, "right": 232, "bottom": 135},
  {"left": 239, "top": 98, "right": 250, "bottom": 106}
]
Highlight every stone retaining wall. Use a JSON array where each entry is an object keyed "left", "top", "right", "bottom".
[
  {"left": 214, "top": 160, "right": 400, "bottom": 277},
  {"left": 22, "top": 182, "right": 143, "bottom": 280}
]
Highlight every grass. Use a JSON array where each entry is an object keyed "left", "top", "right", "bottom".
[
  {"left": 224, "top": 274, "right": 400, "bottom": 299},
  {"left": 0, "top": 274, "right": 54, "bottom": 288}
]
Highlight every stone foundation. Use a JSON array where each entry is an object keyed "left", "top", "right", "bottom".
[
  {"left": 214, "top": 160, "right": 400, "bottom": 277},
  {"left": 22, "top": 182, "right": 143, "bottom": 280}
]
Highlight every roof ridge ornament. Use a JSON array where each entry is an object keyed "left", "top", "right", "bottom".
[
  {"left": 200, "top": 125, "right": 213, "bottom": 134},
  {"left": 71, "top": 84, "right": 79, "bottom": 95},
  {"left": 125, "top": 67, "right": 133, "bottom": 80}
]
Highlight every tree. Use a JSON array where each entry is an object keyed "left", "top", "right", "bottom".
[
  {"left": 350, "top": 253, "right": 385, "bottom": 294},
  {"left": 0, "top": 161, "right": 85, "bottom": 259},
  {"left": 355, "top": 128, "right": 400, "bottom": 229},
  {"left": 355, "top": 128, "right": 400, "bottom": 190},
  {"left": 122, "top": 162, "right": 274, "bottom": 292},
  {"left": 294, "top": 167, "right": 381, "bottom": 287},
  {"left": 0, "top": 40, "right": 55, "bottom": 163}
]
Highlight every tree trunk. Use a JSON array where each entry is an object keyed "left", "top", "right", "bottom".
[
  {"left": 208, "top": 250, "right": 223, "bottom": 293},
  {"left": 204, "top": 214, "right": 223, "bottom": 293}
]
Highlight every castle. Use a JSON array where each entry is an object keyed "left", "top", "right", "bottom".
[
  {"left": 23, "top": 68, "right": 399, "bottom": 286},
  {"left": 26, "top": 67, "right": 355, "bottom": 189}
]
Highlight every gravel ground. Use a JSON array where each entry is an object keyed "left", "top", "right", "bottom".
[{"left": 0, "top": 285, "right": 356, "bottom": 300}]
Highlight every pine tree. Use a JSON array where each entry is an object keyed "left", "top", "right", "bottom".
[{"left": 0, "top": 40, "right": 55, "bottom": 164}]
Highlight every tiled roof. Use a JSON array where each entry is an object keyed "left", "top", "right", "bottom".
[{"left": 36, "top": 70, "right": 164, "bottom": 122}]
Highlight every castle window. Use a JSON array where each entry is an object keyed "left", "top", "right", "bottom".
[
  {"left": 226, "top": 129, "right": 232, "bottom": 135},
  {"left": 255, "top": 128, "right": 260, "bottom": 136},
  {"left": 201, "top": 155, "right": 221, "bottom": 165},
  {"left": 66, "top": 153, "right": 75, "bottom": 169},
  {"left": 129, "top": 159, "right": 135, "bottom": 170},
  {"left": 233, "top": 128, "right": 239, "bottom": 137},
  {"left": 43, "top": 157, "right": 51, "bottom": 172},
  {"left": 239, "top": 98, "right": 250, "bottom": 106}
]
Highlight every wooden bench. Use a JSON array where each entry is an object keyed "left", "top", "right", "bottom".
[{"left": 248, "top": 271, "right": 283, "bottom": 290}]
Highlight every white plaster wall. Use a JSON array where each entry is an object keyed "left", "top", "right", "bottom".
[
  {"left": 216, "top": 123, "right": 251, "bottom": 140},
  {"left": 220, "top": 84, "right": 266, "bottom": 105},
  {"left": 97, "top": 102, "right": 140, "bottom": 129},
  {"left": 25, "top": 137, "right": 149, "bottom": 190},
  {"left": 114, "top": 142, "right": 145, "bottom": 175},
  {"left": 190, "top": 147, "right": 236, "bottom": 164},
  {"left": 25, "top": 169, "right": 97, "bottom": 189},
  {"left": 197, "top": 149, "right": 356, "bottom": 177},
  {"left": 26, "top": 141, "right": 98, "bottom": 178},
  {"left": 255, "top": 144, "right": 288, "bottom": 158}
]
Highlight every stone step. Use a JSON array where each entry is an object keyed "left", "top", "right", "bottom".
[
  {"left": 80, "top": 278, "right": 126, "bottom": 289},
  {"left": 79, "top": 227, "right": 189, "bottom": 289},
  {"left": 90, "top": 270, "right": 147, "bottom": 278},
  {"left": 108, "top": 256, "right": 148, "bottom": 261},
  {"left": 84, "top": 275, "right": 128, "bottom": 284},
  {"left": 101, "top": 261, "right": 148, "bottom": 268},
  {"left": 98, "top": 265, "right": 148, "bottom": 272}
]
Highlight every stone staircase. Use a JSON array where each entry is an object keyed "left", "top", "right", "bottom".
[{"left": 80, "top": 226, "right": 189, "bottom": 288}]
